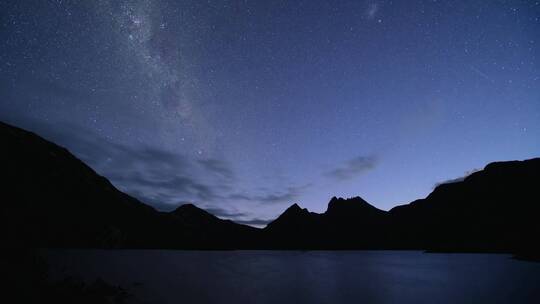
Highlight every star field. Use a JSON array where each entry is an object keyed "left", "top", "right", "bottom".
[{"left": 1, "top": 0, "right": 539, "bottom": 225}]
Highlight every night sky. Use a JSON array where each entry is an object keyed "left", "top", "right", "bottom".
[{"left": 1, "top": 1, "right": 539, "bottom": 226}]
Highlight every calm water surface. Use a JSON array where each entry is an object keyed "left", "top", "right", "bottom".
[{"left": 45, "top": 250, "right": 540, "bottom": 304}]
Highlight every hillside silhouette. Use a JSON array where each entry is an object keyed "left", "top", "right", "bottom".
[
  {"left": 0, "top": 121, "right": 257, "bottom": 249},
  {"left": 1, "top": 121, "right": 539, "bottom": 259}
]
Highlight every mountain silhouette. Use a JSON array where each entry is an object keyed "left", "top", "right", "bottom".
[
  {"left": 0, "top": 121, "right": 256, "bottom": 249},
  {"left": 169, "top": 203, "right": 259, "bottom": 248},
  {"left": 263, "top": 160, "right": 540, "bottom": 257},
  {"left": 264, "top": 197, "right": 389, "bottom": 249},
  {"left": 1, "top": 120, "right": 539, "bottom": 259},
  {"left": 388, "top": 159, "right": 540, "bottom": 256}
]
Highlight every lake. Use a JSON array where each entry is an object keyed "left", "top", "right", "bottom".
[{"left": 44, "top": 250, "right": 540, "bottom": 304}]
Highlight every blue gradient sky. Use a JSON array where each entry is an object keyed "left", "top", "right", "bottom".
[{"left": 1, "top": 0, "right": 539, "bottom": 225}]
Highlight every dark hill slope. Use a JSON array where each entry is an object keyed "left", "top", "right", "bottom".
[
  {"left": 264, "top": 197, "right": 389, "bottom": 249},
  {"left": 2, "top": 120, "right": 539, "bottom": 257},
  {"left": 0, "top": 121, "right": 257, "bottom": 249},
  {"left": 388, "top": 158, "right": 540, "bottom": 254},
  {"left": 263, "top": 159, "right": 540, "bottom": 255},
  {"left": 169, "top": 204, "right": 260, "bottom": 248}
]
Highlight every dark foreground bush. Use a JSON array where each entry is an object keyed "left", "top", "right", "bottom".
[{"left": 0, "top": 249, "right": 130, "bottom": 304}]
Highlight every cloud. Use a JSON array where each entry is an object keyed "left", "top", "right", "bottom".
[
  {"left": 198, "top": 158, "right": 235, "bottom": 179},
  {"left": 435, "top": 177, "right": 465, "bottom": 186},
  {"left": 434, "top": 168, "right": 481, "bottom": 188},
  {"left": 228, "top": 184, "right": 310, "bottom": 204},
  {"left": 234, "top": 218, "right": 273, "bottom": 227},
  {"left": 96, "top": 149, "right": 234, "bottom": 207},
  {"left": 325, "top": 155, "right": 378, "bottom": 180},
  {"left": 202, "top": 207, "right": 247, "bottom": 218},
  {"left": 6, "top": 119, "right": 236, "bottom": 209},
  {"left": 0, "top": 118, "right": 307, "bottom": 223},
  {"left": 366, "top": 3, "right": 378, "bottom": 20},
  {"left": 108, "top": 172, "right": 220, "bottom": 204},
  {"left": 202, "top": 206, "right": 272, "bottom": 227}
]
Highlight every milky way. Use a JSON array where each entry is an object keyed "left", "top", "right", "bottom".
[{"left": 1, "top": 0, "right": 539, "bottom": 225}]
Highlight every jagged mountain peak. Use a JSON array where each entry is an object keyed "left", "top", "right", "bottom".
[
  {"left": 284, "top": 203, "right": 306, "bottom": 213},
  {"left": 272, "top": 203, "right": 312, "bottom": 220},
  {"left": 170, "top": 203, "right": 222, "bottom": 224},
  {"left": 3, "top": 119, "right": 540, "bottom": 256},
  {"left": 326, "top": 196, "right": 383, "bottom": 216},
  {"left": 172, "top": 203, "right": 207, "bottom": 214}
]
